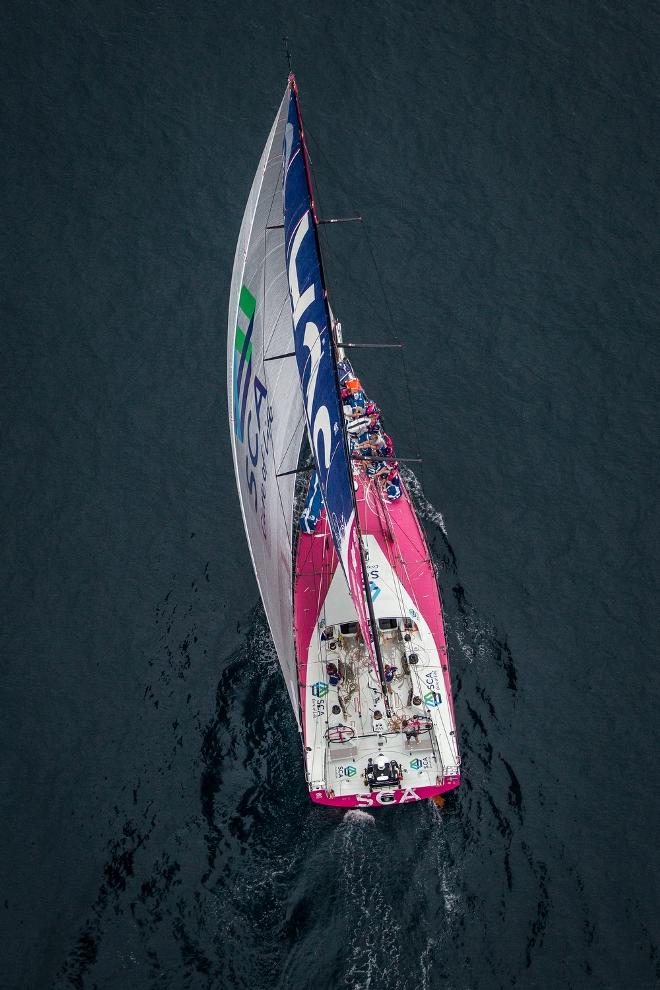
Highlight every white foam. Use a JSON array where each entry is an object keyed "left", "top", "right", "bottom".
[
  {"left": 332, "top": 810, "right": 404, "bottom": 989},
  {"left": 454, "top": 607, "right": 493, "bottom": 665},
  {"left": 402, "top": 467, "right": 448, "bottom": 537},
  {"left": 441, "top": 865, "right": 459, "bottom": 916},
  {"left": 342, "top": 809, "right": 375, "bottom": 826},
  {"left": 249, "top": 610, "right": 279, "bottom": 669}
]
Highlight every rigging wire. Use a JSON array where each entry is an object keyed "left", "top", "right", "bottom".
[
  {"left": 304, "top": 126, "right": 425, "bottom": 491},
  {"left": 369, "top": 477, "right": 456, "bottom": 755}
]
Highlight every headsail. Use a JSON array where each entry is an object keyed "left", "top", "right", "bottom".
[
  {"left": 282, "top": 77, "right": 381, "bottom": 682},
  {"left": 228, "top": 84, "right": 305, "bottom": 725}
]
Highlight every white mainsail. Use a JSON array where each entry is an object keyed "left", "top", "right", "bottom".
[{"left": 227, "top": 85, "right": 305, "bottom": 725}]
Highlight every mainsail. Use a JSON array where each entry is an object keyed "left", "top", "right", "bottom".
[
  {"left": 227, "top": 84, "right": 305, "bottom": 725},
  {"left": 282, "top": 77, "right": 382, "bottom": 684}
]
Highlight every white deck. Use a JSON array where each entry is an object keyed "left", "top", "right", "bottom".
[{"left": 301, "top": 536, "right": 461, "bottom": 802}]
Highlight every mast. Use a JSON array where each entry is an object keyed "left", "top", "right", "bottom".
[{"left": 289, "top": 75, "right": 391, "bottom": 715}]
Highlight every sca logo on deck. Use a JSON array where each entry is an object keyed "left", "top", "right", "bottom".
[
  {"left": 312, "top": 682, "right": 329, "bottom": 698},
  {"left": 410, "top": 758, "right": 424, "bottom": 771},
  {"left": 342, "top": 766, "right": 357, "bottom": 778},
  {"left": 424, "top": 690, "right": 442, "bottom": 707}
]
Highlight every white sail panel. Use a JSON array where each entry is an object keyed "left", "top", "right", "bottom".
[{"left": 228, "top": 85, "right": 304, "bottom": 725}]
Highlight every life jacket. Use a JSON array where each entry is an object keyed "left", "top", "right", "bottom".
[
  {"left": 349, "top": 390, "right": 367, "bottom": 408},
  {"left": 386, "top": 477, "right": 402, "bottom": 501}
]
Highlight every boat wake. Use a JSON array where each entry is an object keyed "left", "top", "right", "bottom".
[
  {"left": 54, "top": 484, "right": 596, "bottom": 990},
  {"left": 342, "top": 809, "right": 375, "bottom": 826},
  {"left": 401, "top": 466, "right": 448, "bottom": 537}
]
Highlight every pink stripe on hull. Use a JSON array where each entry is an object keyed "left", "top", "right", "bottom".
[
  {"left": 356, "top": 476, "right": 459, "bottom": 728},
  {"left": 294, "top": 511, "right": 337, "bottom": 730},
  {"left": 309, "top": 777, "right": 461, "bottom": 808}
]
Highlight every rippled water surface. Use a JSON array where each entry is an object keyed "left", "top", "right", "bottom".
[{"left": 3, "top": 1, "right": 659, "bottom": 988}]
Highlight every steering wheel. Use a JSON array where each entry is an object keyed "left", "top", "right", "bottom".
[{"left": 326, "top": 724, "right": 356, "bottom": 743}]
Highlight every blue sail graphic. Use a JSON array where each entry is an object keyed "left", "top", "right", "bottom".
[
  {"left": 282, "top": 79, "right": 378, "bottom": 672},
  {"left": 283, "top": 87, "right": 355, "bottom": 557}
]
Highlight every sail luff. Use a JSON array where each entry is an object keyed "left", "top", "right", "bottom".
[
  {"left": 284, "top": 76, "right": 389, "bottom": 703},
  {"left": 288, "top": 74, "right": 319, "bottom": 225},
  {"left": 228, "top": 84, "right": 305, "bottom": 728}
]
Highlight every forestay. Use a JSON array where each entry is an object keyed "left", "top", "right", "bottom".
[
  {"left": 282, "top": 78, "right": 380, "bottom": 679},
  {"left": 227, "top": 84, "right": 305, "bottom": 725}
]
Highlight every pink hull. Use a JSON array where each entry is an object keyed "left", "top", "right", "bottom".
[
  {"left": 294, "top": 475, "right": 457, "bottom": 727},
  {"left": 294, "top": 468, "right": 461, "bottom": 806},
  {"left": 309, "top": 777, "right": 461, "bottom": 808},
  {"left": 356, "top": 476, "right": 458, "bottom": 728}
]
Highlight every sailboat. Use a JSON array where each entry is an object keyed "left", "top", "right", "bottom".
[{"left": 227, "top": 75, "right": 461, "bottom": 808}]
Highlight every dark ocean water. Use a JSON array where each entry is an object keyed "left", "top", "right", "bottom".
[{"left": 2, "top": 1, "right": 659, "bottom": 988}]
